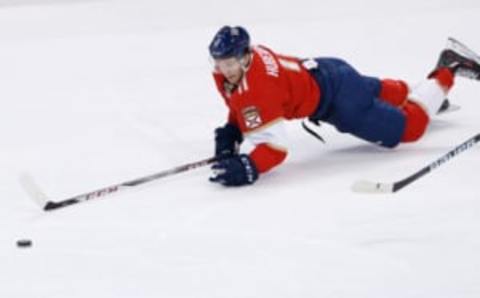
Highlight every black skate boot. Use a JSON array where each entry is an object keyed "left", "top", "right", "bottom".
[
  {"left": 433, "top": 38, "right": 480, "bottom": 114},
  {"left": 434, "top": 37, "right": 480, "bottom": 80}
]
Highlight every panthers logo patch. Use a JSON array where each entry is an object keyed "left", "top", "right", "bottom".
[{"left": 242, "top": 106, "right": 262, "bottom": 129}]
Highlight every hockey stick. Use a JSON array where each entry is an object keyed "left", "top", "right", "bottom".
[
  {"left": 20, "top": 157, "right": 217, "bottom": 211},
  {"left": 352, "top": 133, "right": 480, "bottom": 194}
]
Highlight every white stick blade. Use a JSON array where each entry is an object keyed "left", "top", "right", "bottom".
[
  {"left": 351, "top": 180, "right": 394, "bottom": 194},
  {"left": 19, "top": 172, "right": 49, "bottom": 208}
]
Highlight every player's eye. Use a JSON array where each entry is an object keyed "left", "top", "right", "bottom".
[{"left": 214, "top": 58, "right": 241, "bottom": 73}]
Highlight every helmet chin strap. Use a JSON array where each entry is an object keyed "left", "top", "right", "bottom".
[
  {"left": 233, "top": 52, "right": 252, "bottom": 85},
  {"left": 239, "top": 52, "right": 252, "bottom": 71}
]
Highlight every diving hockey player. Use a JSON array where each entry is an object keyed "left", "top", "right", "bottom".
[{"left": 208, "top": 26, "right": 480, "bottom": 186}]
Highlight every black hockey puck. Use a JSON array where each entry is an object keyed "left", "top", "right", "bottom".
[{"left": 16, "top": 239, "right": 32, "bottom": 248}]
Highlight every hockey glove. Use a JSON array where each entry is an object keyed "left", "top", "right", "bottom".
[
  {"left": 214, "top": 123, "right": 243, "bottom": 160},
  {"left": 209, "top": 154, "right": 258, "bottom": 186}
]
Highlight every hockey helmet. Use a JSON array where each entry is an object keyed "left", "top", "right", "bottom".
[{"left": 209, "top": 26, "right": 250, "bottom": 59}]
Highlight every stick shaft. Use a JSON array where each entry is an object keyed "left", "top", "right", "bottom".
[
  {"left": 44, "top": 157, "right": 217, "bottom": 211},
  {"left": 392, "top": 133, "right": 480, "bottom": 192},
  {"left": 352, "top": 133, "right": 480, "bottom": 194}
]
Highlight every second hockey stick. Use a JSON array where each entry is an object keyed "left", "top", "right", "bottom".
[{"left": 352, "top": 133, "right": 480, "bottom": 194}]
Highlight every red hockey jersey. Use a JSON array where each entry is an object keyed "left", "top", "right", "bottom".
[{"left": 213, "top": 45, "right": 321, "bottom": 173}]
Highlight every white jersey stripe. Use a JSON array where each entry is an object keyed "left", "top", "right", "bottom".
[{"left": 244, "top": 118, "right": 288, "bottom": 151}]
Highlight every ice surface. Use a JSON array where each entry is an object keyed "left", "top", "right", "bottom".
[{"left": 1, "top": 0, "right": 479, "bottom": 297}]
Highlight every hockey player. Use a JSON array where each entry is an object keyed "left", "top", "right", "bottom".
[{"left": 208, "top": 26, "right": 480, "bottom": 187}]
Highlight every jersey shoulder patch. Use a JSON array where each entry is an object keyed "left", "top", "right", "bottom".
[{"left": 241, "top": 106, "right": 263, "bottom": 129}]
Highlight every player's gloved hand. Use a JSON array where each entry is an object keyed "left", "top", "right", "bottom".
[
  {"left": 214, "top": 123, "right": 243, "bottom": 160},
  {"left": 209, "top": 154, "right": 258, "bottom": 186}
]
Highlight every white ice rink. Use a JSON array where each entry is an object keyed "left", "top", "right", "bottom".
[{"left": 1, "top": 0, "right": 479, "bottom": 297}]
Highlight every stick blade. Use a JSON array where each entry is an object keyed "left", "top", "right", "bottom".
[
  {"left": 19, "top": 172, "right": 49, "bottom": 209},
  {"left": 351, "top": 180, "right": 394, "bottom": 194},
  {"left": 44, "top": 200, "right": 63, "bottom": 211}
]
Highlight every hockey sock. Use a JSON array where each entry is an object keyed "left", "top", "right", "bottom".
[
  {"left": 429, "top": 67, "right": 454, "bottom": 89},
  {"left": 409, "top": 68, "right": 454, "bottom": 117}
]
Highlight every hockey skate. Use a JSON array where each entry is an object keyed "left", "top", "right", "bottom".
[
  {"left": 433, "top": 38, "right": 480, "bottom": 114},
  {"left": 434, "top": 37, "right": 480, "bottom": 80}
]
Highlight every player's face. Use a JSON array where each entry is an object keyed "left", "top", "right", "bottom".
[{"left": 214, "top": 57, "right": 244, "bottom": 84}]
